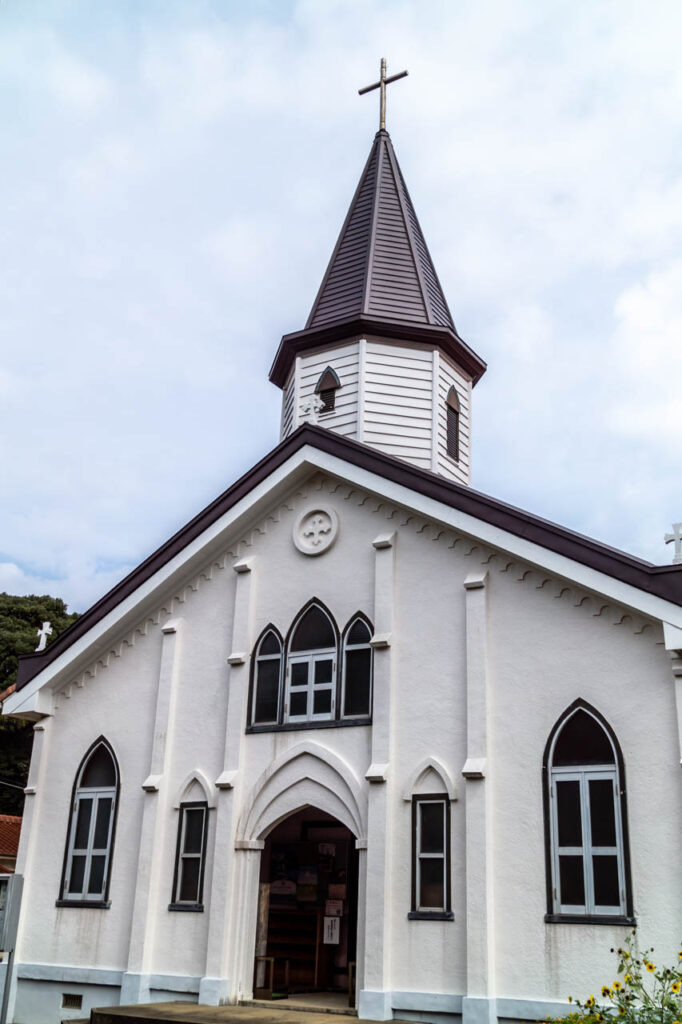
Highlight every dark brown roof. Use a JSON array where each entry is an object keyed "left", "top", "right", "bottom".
[
  {"left": 269, "top": 132, "right": 487, "bottom": 388},
  {"left": 0, "top": 816, "right": 21, "bottom": 858},
  {"left": 308, "top": 130, "right": 455, "bottom": 331},
  {"left": 12, "top": 425, "right": 682, "bottom": 693}
]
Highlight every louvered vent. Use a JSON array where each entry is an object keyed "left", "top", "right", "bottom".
[{"left": 62, "top": 994, "right": 83, "bottom": 1010}]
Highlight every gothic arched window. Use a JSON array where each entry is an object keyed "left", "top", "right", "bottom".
[
  {"left": 446, "top": 386, "right": 460, "bottom": 461},
  {"left": 251, "top": 627, "right": 284, "bottom": 725},
  {"left": 315, "top": 366, "right": 341, "bottom": 414},
  {"left": 60, "top": 739, "right": 119, "bottom": 905},
  {"left": 544, "top": 702, "right": 632, "bottom": 921},
  {"left": 342, "top": 615, "right": 373, "bottom": 718},
  {"left": 285, "top": 602, "right": 338, "bottom": 722}
]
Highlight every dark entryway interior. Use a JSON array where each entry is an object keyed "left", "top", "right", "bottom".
[{"left": 254, "top": 809, "right": 358, "bottom": 1001}]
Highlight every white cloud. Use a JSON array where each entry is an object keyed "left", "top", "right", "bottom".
[
  {"left": 607, "top": 260, "right": 682, "bottom": 439},
  {"left": 46, "top": 53, "right": 113, "bottom": 112},
  {"left": 2, "top": 0, "right": 682, "bottom": 608}
]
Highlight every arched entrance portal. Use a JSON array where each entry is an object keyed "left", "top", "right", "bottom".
[{"left": 253, "top": 808, "right": 359, "bottom": 1006}]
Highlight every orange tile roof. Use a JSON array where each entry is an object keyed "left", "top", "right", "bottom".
[{"left": 0, "top": 816, "right": 21, "bottom": 857}]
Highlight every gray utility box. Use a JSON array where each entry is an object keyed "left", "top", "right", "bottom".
[{"left": 0, "top": 875, "right": 23, "bottom": 954}]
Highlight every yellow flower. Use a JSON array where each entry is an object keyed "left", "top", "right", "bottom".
[
  {"left": 586, "top": 996, "right": 595, "bottom": 1008},
  {"left": 624, "top": 974, "right": 633, "bottom": 984},
  {"left": 618, "top": 1009, "right": 625, "bottom": 1017},
  {"left": 601, "top": 986, "right": 611, "bottom": 998},
  {"left": 646, "top": 962, "right": 655, "bottom": 973},
  {"left": 613, "top": 981, "right": 622, "bottom": 992},
  {"left": 671, "top": 982, "right": 681, "bottom": 994}
]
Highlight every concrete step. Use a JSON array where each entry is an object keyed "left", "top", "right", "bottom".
[
  {"left": 91, "top": 1003, "right": 403, "bottom": 1024},
  {"left": 247, "top": 1000, "right": 357, "bottom": 1017}
]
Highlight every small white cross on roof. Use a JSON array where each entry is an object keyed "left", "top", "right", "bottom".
[
  {"left": 664, "top": 523, "right": 682, "bottom": 564},
  {"left": 35, "top": 621, "right": 53, "bottom": 652}
]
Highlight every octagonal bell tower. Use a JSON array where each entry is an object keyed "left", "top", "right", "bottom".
[{"left": 269, "top": 127, "right": 486, "bottom": 485}]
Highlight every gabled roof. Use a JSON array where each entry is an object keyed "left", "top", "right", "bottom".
[
  {"left": 11, "top": 425, "right": 682, "bottom": 695},
  {"left": 269, "top": 133, "right": 487, "bottom": 388},
  {"left": 0, "top": 815, "right": 21, "bottom": 858}
]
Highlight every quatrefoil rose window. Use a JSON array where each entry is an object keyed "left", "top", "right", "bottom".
[{"left": 293, "top": 507, "right": 340, "bottom": 556}]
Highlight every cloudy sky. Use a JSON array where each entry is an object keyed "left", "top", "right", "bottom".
[{"left": 2, "top": 0, "right": 681, "bottom": 613}]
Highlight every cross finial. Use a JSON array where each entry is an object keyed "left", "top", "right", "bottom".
[
  {"left": 35, "top": 621, "right": 53, "bottom": 652},
  {"left": 359, "top": 57, "right": 408, "bottom": 132},
  {"left": 664, "top": 522, "right": 682, "bottom": 564}
]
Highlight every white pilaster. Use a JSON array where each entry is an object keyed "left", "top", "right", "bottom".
[
  {"left": 668, "top": 651, "right": 682, "bottom": 766},
  {"left": 122, "top": 619, "right": 183, "bottom": 1005},
  {"left": 292, "top": 356, "right": 301, "bottom": 430},
  {"left": 6, "top": 719, "right": 51, "bottom": 1023},
  {"left": 357, "top": 337, "right": 367, "bottom": 443},
  {"left": 359, "top": 532, "right": 395, "bottom": 1021},
  {"left": 431, "top": 348, "right": 439, "bottom": 472},
  {"left": 201, "top": 559, "right": 256, "bottom": 1005},
  {"left": 461, "top": 571, "right": 496, "bottom": 1024}
]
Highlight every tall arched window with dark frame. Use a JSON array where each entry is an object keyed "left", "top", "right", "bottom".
[
  {"left": 59, "top": 738, "right": 119, "bottom": 906},
  {"left": 543, "top": 701, "right": 633, "bottom": 923},
  {"left": 341, "top": 614, "right": 373, "bottom": 719},
  {"left": 251, "top": 627, "right": 284, "bottom": 726},
  {"left": 446, "top": 386, "right": 460, "bottom": 461}
]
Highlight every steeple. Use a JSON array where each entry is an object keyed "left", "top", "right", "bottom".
[
  {"left": 271, "top": 125, "right": 486, "bottom": 486},
  {"left": 306, "top": 130, "right": 455, "bottom": 333}
]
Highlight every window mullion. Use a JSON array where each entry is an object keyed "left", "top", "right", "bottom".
[{"left": 580, "top": 774, "right": 595, "bottom": 914}]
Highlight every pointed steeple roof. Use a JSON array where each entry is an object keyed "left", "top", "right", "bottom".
[
  {"left": 270, "top": 131, "right": 486, "bottom": 389},
  {"left": 306, "top": 130, "right": 455, "bottom": 332}
]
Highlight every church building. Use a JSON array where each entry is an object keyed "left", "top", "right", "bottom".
[{"left": 3, "top": 69, "right": 681, "bottom": 1024}]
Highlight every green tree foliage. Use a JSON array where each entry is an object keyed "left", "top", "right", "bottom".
[{"left": 0, "top": 593, "right": 79, "bottom": 814}]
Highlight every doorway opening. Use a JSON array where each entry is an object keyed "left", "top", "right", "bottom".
[{"left": 253, "top": 808, "right": 359, "bottom": 1006}]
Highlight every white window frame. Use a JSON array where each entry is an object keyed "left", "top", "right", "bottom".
[
  {"left": 414, "top": 797, "right": 448, "bottom": 913},
  {"left": 64, "top": 786, "right": 116, "bottom": 902},
  {"left": 172, "top": 803, "right": 208, "bottom": 907},
  {"left": 549, "top": 763, "right": 626, "bottom": 916},
  {"left": 284, "top": 649, "right": 336, "bottom": 723},
  {"left": 341, "top": 618, "right": 373, "bottom": 719},
  {"left": 251, "top": 632, "right": 283, "bottom": 725}
]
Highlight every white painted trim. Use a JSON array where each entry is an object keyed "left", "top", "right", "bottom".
[
  {"left": 366, "top": 763, "right": 389, "bottom": 783},
  {"left": 299, "top": 449, "right": 682, "bottom": 626},
  {"left": 357, "top": 337, "right": 366, "bottom": 442},
  {"left": 214, "top": 770, "right": 238, "bottom": 790},
  {"left": 292, "top": 357, "right": 301, "bottom": 430},
  {"left": 174, "top": 769, "right": 216, "bottom": 809},
  {"left": 462, "top": 758, "right": 487, "bottom": 779},
  {"left": 403, "top": 756, "right": 458, "bottom": 801},
  {"left": 16, "top": 963, "right": 124, "bottom": 986},
  {"left": 664, "top": 621, "right": 682, "bottom": 650},
  {"left": 7, "top": 443, "right": 680, "bottom": 714},
  {"left": 431, "top": 348, "right": 439, "bottom": 473}
]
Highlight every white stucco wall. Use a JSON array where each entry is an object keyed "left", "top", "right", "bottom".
[{"left": 6, "top": 468, "right": 681, "bottom": 1023}]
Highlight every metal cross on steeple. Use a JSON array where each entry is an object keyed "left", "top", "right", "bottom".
[
  {"left": 359, "top": 57, "right": 408, "bottom": 132},
  {"left": 664, "top": 522, "right": 682, "bottom": 564}
]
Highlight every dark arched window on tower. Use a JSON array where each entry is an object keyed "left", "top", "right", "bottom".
[
  {"left": 60, "top": 739, "right": 119, "bottom": 905},
  {"left": 446, "top": 386, "right": 460, "bottom": 461},
  {"left": 315, "top": 366, "right": 341, "bottom": 414},
  {"left": 544, "top": 703, "right": 632, "bottom": 922}
]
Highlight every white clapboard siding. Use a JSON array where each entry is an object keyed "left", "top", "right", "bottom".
[
  {"left": 296, "top": 342, "right": 360, "bottom": 438},
  {"left": 363, "top": 339, "right": 435, "bottom": 469},
  {"left": 281, "top": 334, "right": 474, "bottom": 484},
  {"left": 436, "top": 353, "right": 472, "bottom": 484},
  {"left": 280, "top": 372, "right": 295, "bottom": 439}
]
